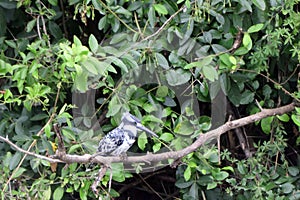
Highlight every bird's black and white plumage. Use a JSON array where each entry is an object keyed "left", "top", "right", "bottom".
[{"left": 97, "top": 112, "right": 158, "bottom": 156}]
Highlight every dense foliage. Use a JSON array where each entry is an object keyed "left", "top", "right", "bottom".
[{"left": 0, "top": 0, "right": 300, "bottom": 199}]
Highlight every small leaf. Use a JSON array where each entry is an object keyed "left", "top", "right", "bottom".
[
  {"left": 153, "top": 4, "right": 168, "bottom": 15},
  {"left": 88, "top": 34, "right": 98, "bottom": 53},
  {"left": 276, "top": 114, "right": 290, "bottom": 122},
  {"left": 159, "top": 132, "right": 174, "bottom": 142},
  {"left": 261, "top": 116, "right": 274, "bottom": 134},
  {"left": 53, "top": 187, "right": 64, "bottom": 200},
  {"left": 148, "top": 6, "right": 156, "bottom": 28},
  {"left": 155, "top": 53, "right": 169, "bottom": 69},
  {"left": 156, "top": 86, "right": 168, "bottom": 98},
  {"left": 247, "top": 23, "right": 264, "bottom": 33},
  {"left": 11, "top": 167, "right": 26, "bottom": 179},
  {"left": 281, "top": 182, "right": 294, "bottom": 194},
  {"left": 166, "top": 69, "right": 191, "bottom": 86},
  {"left": 184, "top": 166, "right": 191, "bottom": 181},
  {"left": 138, "top": 132, "right": 147, "bottom": 151},
  {"left": 292, "top": 114, "right": 300, "bottom": 127},
  {"left": 174, "top": 120, "right": 194, "bottom": 135},
  {"left": 252, "top": 0, "right": 266, "bottom": 11},
  {"left": 202, "top": 65, "right": 218, "bottom": 82},
  {"left": 243, "top": 33, "right": 252, "bottom": 50}
]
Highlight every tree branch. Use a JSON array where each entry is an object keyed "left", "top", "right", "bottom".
[
  {"left": 1, "top": 102, "right": 297, "bottom": 166},
  {"left": 0, "top": 135, "right": 62, "bottom": 163}
]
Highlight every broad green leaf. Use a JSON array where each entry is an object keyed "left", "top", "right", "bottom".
[
  {"left": 107, "top": 104, "right": 122, "bottom": 117},
  {"left": 49, "top": 21, "right": 63, "bottom": 39},
  {"left": 189, "top": 182, "right": 199, "bottom": 199},
  {"left": 276, "top": 114, "right": 290, "bottom": 122},
  {"left": 26, "top": 19, "right": 37, "bottom": 32},
  {"left": 10, "top": 152, "right": 21, "bottom": 170},
  {"left": 156, "top": 85, "right": 168, "bottom": 98},
  {"left": 175, "top": 180, "right": 193, "bottom": 189},
  {"left": 153, "top": 142, "right": 161, "bottom": 153},
  {"left": 153, "top": 4, "right": 168, "bottom": 15},
  {"left": 207, "top": 182, "right": 217, "bottom": 190},
  {"left": 159, "top": 132, "right": 174, "bottom": 142},
  {"left": 44, "top": 186, "right": 51, "bottom": 200},
  {"left": 281, "top": 182, "right": 294, "bottom": 194},
  {"left": 252, "top": 0, "right": 266, "bottom": 11},
  {"left": 261, "top": 116, "right": 274, "bottom": 134},
  {"left": 53, "top": 187, "right": 64, "bottom": 200},
  {"left": 138, "top": 132, "right": 147, "bottom": 151},
  {"left": 155, "top": 53, "right": 169, "bottom": 69},
  {"left": 213, "top": 171, "right": 229, "bottom": 181},
  {"left": 202, "top": 65, "right": 218, "bottom": 82},
  {"left": 98, "top": 16, "right": 107, "bottom": 30},
  {"left": 243, "top": 33, "right": 252, "bottom": 50},
  {"left": 288, "top": 166, "right": 299, "bottom": 176},
  {"left": 292, "top": 114, "right": 300, "bottom": 127},
  {"left": 166, "top": 69, "right": 191, "bottom": 86},
  {"left": 88, "top": 34, "right": 98, "bottom": 53},
  {"left": 184, "top": 166, "right": 191, "bottom": 181},
  {"left": 148, "top": 6, "right": 156, "bottom": 28},
  {"left": 11, "top": 167, "right": 26, "bottom": 179},
  {"left": 174, "top": 120, "right": 194, "bottom": 135},
  {"left": 240, "top": 90, "right": 254, "bottom": 105},
  {"left": 110, "top": 33, "right": 128, "bottom": 45},
  {"left": 247, "top": 23, "right": 264, "bottom": 33}
]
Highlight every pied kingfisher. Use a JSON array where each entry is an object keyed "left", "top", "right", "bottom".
[{"left": 97, "top": 112, "right": 158, "bottom": 156}]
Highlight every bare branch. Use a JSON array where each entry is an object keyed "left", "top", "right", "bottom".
[
  {"left": 1, "top": 102, "right": 297, "bottom": 167},
  {"left": 0, "top": 135, "right": 62, "bottom": 163}
]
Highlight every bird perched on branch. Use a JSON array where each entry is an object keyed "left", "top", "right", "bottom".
[{"left": 97, "top": 112, "right": 158, "bottom": 156}]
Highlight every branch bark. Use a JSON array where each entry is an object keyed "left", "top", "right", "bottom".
[{"left": 0, "top": 102, "right": 297, "bottom": 166}]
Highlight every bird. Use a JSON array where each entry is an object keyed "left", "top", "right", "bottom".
[{"left": 97, "top": 112, "right": 158, "bottom": 156}]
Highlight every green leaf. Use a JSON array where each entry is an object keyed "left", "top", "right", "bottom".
[
  {"left": 207, "top": 182, "right": 217, "bottom": 190},
  {"left": 213, "top": 171, "right": 229, "bottom": 181},
  {"left": 243, "top": 33, "right": 252, "bottom": 50},
  {"left": 252, "top": 0, "right": 266, "bottom": 11},
  {"left": 281, "top": 182, "right": 294, "bottom": 194},
  {"left": 159, "top": 132, "right": 174, "bottom": 142},
  {"left": 276, "top": 114, "right": 290, "bottom": 122},
  {"left": 155, "top": 53, "right": 169, "bottom": 69},
  {"left": 49, "top": 21, "right": 63, "bottom": 39},
  {"left": 156, "top": 85, "right": 168, "bottom": 98},
  {"left": 288, "top": 166, "right": 299, "bottom": 176},
  {"left": 184, "top": 166, "right": 191, "bottom": 181},
  {"left": 44, "top": 186, "right": 51, "bottom": 200},
  {"left": 148, "top": 6, "right": 156, "bottom": 28},
  {"left": 88, "top": 34, "right": 98, "bottom": 54},
  {"left": 138, "top": 132, "right": 147, "bottom": 151},
  {"left": 202, "top": 65, "right": 218, "bottom": 82},
  {"left": 247, "top": 23, "right": 264, "bottom": 33},
  {"left": 166, "top": 69, "right": 191, "bottom": 86},
  {"left": 11, "top": 167, "right": 26, "bottom": 179},
  {"left": 53, "top": 187, "right": 64, "bottom": 200},
  {"left": 26, "top": 19, "right": 37, "bottom": 33},
  {"left": 261, "top": 116, "right": 274, "bottom": 134},
  {"left": 153, "top": 4, "right": 168, "bottom": 15},
  {"left": 174, "top": 120, "right": 194, "bottom": 135},
  {"left": 292, "top": 114, "right": 300, "bottom": 127},
  {"left": 10, "top": 152, "right": 21, "bottom": 170},
  {"left": 189, "top": 182, "right": 199, "bottom": 199}
]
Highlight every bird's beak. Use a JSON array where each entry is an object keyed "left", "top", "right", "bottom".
[{"left": 136, "top": 123, "right": 158, "bottom": 138}]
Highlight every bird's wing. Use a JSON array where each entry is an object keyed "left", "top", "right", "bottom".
[{"left": 97, "top": 128, "right": 125, "bottom": 155}]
